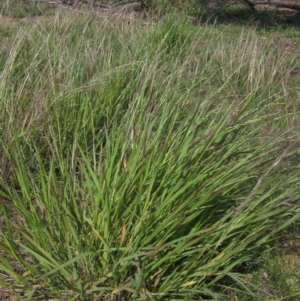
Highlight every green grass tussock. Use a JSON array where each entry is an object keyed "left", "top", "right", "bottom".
[
  {"left": 0, "top": 11, "right": 299, "bottom": 300},
  {"left": 0, "top": 0, "right": 54, "bottom": 18}
]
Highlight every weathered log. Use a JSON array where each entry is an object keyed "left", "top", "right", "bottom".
[
  {"left": 230, "top": 0, "right": 300, "bottom": 12},
  {"left": 253, "top": 0, "right": 300, "bottom": 11}
]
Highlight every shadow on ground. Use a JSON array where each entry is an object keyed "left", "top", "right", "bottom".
[{"left": 191, "top": 7, "right": 300, "bottom": 30}]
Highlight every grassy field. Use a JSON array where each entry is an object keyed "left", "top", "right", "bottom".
[{"left": 0, "top": 1, "right": 300, "bottom": 300}]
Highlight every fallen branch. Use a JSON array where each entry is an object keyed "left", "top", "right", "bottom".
[{"left": 253, "top": 0, "right": 300, "bottom": 11}]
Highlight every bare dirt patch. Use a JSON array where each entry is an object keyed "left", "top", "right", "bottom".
[{"left": 0, "top": 16, "right": 18, "bottom": 26}]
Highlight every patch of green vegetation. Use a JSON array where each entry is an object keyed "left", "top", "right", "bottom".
[
  {"left": 0, "top": 0, "right": 54, "bottom": 18},
  {"left": 232, "top": 228, "right": 300, "bottom": 300},
  {"left": 0, "top": 7, "right": 299, "bottom": 301}
]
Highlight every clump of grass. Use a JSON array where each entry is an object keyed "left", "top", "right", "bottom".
[
  {"left": 0, "top": 0, "right": 54, "bottom": 18},
  {"left": 0, "top": 12, "right": 299, "bottom": 300}
]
